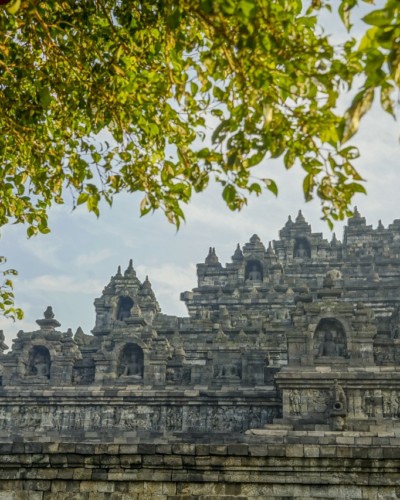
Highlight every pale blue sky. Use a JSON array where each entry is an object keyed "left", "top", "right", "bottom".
[{"left": 0, "top": 7, "right": 399, "bottom": 347}]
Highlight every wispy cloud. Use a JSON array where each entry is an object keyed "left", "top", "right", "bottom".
[
  {"left": 136, "top": 263, "right": 197, "bottom": 316},
  {"left": 75, "top": 248, "right": 113, "bottom": 268},
  {"left": 20, "top": 275, "right": 104, "bottom": 295}
]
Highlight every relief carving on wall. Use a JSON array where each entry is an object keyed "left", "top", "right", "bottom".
[{"left": 0, "top": 404, "right": 280, "bottom": 434}]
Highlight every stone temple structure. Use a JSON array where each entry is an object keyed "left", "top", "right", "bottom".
[{"left": 2, "top": 209, "right": 400, "bottom": 498}]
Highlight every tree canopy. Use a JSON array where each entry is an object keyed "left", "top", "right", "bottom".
[{"left": 0, "top": 0, "right": 399, "bottom": 318}]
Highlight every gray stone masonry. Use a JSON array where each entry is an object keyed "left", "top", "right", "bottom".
[
  {"left": 2, "top": 209, "right": 400, "bottom": 436},
  {"left": 2, "top": 210, "right": 400, "bottom": 497}
]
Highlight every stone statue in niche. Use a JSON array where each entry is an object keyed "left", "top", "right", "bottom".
[
  {"left": 316, "top": 320, "right": 347, "bottom": 358},
  {"left": 116, "top": 296, "right": 134, "bottom": 321},
  {"left": 248, "top": 265, "right": 262, "bottom": 281},
  {"left": 289, "top": 389, "right": 301, "bottom": 415},
  {"left": 318, "top": 330, "right": 338, "bottom": 356},
  {"left": 245, "top": 261, "right": 263, "bottom": 282},
  {"left": 118, "top": 344, "right": 144, "bottom": 379},
  {"left": 28, "top": 346, "right": 51, "bottom": 378},
  {"left": 214, "top": 361, "right": 241, "bottom": 380},
  {"left": 293, "top": 238, "right": 311, "bottom": 259},
  {"left": 295, "top": 243, "right": 307, "bottom": 257}
]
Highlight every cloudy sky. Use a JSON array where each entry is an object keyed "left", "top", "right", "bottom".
[{"left": 0, "top": 7, "right": 399, "bottom": 347}]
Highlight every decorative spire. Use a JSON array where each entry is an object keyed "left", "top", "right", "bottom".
[
  {"left": 266, "top": 242, "right": 275, "bottom": 256},
  {"left": 295, "top": 210, "right": 306, "bottom": 223},
  {"left": 205, "top": 247, "right": 219, "bottom": 265},
  {"left": 141, "top": 275, "right": 153, "bottom": 292},
  {"left": 43, "top": 306, "right": 55, "bottom": 320},
  {"left": 250, "top": 234, "right": 261, "bottom": 244},
  {"left": 378, "top": 219, "right": 384, "bottom": 230},
  {"left": 353, "top": 206, "right": 360, "bottom": 218},
  {"left": 115, "top": 265, "right": 122, "bottom": 278},
  {"left": 124, "top": 259, "right": 137, "bottom": 277},
  {"left": 232, "top": 243, "right": 244, "bottom": 261},
  {"left": 36, "top": 306, "right": 61, "bottom": 331},
  {"left": 285, "top": 215, "right": 293, "bottom": 227}
]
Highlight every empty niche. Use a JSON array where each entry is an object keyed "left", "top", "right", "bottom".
[
  {"left": 245, "top": 260, "right": 263, "bottom": 281},
  {"left": 116, "top": 296, "right": 134, "bottom": 321},
  {"left": 293, "top": 237, "right": 311, "bottom": 258},
  {"left": 28, "top": 346, "right": 51, "bottom": 378},
  {"left": 118, "top": 343, "right": 144, "bottom": 379},
  {"left": 314, "top": 318, "right": 347, "bottom": 358}
]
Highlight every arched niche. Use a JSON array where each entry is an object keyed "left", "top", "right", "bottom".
[
  {"left": 118, "top": 343, "right": 144, "bottom": 379},
  {"left": 293, "top": 237, "right": 311, "bottom": 258},
  {"left": 314, "top": 318, "right": 347, "bottom": 358},
  {"left": 28, "top": 346, "right": 51, "bottom": 378},
  {"left": 245, "top": 260, "right": 263, "bottom": 281},
  {"left": 116, "top": 296, "right": 134, "bottom": 321}
]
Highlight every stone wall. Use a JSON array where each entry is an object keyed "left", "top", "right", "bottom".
[{"left": 1, "top": 432, "right": 399, "bottom": 499}]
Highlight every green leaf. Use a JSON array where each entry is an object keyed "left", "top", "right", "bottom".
[
  {"left": 342, "top": 88, "right": 375, "bottom": 143},
  {"left": 264, "top": 179, "right": 278, "bottom": 196},
  {"left": 77, "top": 193, "right": 89, "bottom": 206},
  {"left": 363, "top": 9, "right": 392, "bottom": 27}
]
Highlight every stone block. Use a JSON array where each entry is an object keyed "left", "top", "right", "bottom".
[
  {"left": 155, "top": 444, "right": 171, "bottom": 454},
  {"left": 142, "top": 454, "right": 164, "bottom": 466},
  {"left": 259, "top": 444, "right": 282, "bottom": 458},
  {"left": 97, "top": 482, "right": 115, "bottom": 493},
  {"left": 319, "top": 446, "right": 337, "bottom": 457},
  {"left": 72, "top": 468, "right": 92, "bottom": 480},
  {"left": 56, "top": 469, "right": 74, "bottom": 480},
  {"left": 172, "top": 444, "right": 195, "bottom": 455},
  {"left": 137, "top": 444, "right": 155, "bottom": 455},
  {"left": 209, "top": 444, "right": 227, "bottom": 455},
  {"left": 162, "top": 482, "right": 177, "bottom": 495},
  {"left": 368, "top": 448, "right": 384, "bottom": 459},
  {"left": 195, "top": 445, "right": 210, "bottom": 455},
  {"left": 285, "top": 444, "right": 303, "bottom": 457},
  {"left": 75, "top": 444, "right": 96, "bottom": 455},
  {"left": 248, "top": 445, "right": 269, "bottom": 456},
  {"left": 353, "top": 447, "right": 369, "bottom": 459},
  {"left": 182, "top": 455, "right": 196, "bottom": 466},
  {"left": 227, "top": 444, "right": 248, "bottom": 456},
  {"left": 163, "top": 455, "right": 183, "bottom": 467},
  {"left": 119, "top": 454, "right": 141, "bottom": 467},
  {"left": 119, "top": 445, "right": 138, "bottom": 454},
  {"left": 303, "top": 445, "right": 320, "bottom": 458},
  {"left": 383, "top": 448, "right": 400, "bottom": 459},
  {"left": 337, "top": 446, "right": 353, "bottom": 458}
]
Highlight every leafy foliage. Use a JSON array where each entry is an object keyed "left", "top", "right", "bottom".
[
  {"left": 0, "top": 258, "right": 22, "bottom": 320},
  {"left": 0, "top": 0, "right": 399, "bottom": 315}
]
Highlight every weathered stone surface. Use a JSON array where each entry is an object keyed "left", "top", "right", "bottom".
[{"left": 2, "top": 211, "right": 400, "bottom": 497}]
